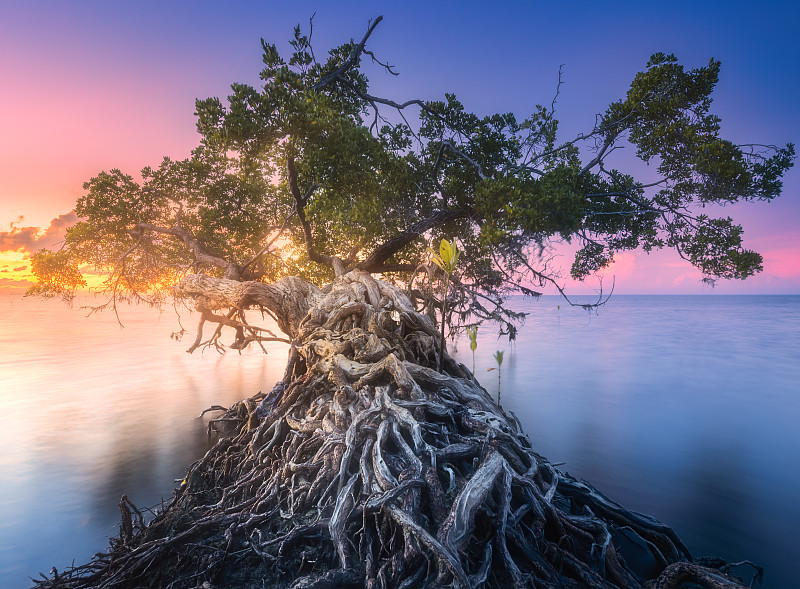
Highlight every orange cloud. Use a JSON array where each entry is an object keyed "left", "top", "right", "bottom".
[
  {"left": 0, "top": 276, "right": 31, "bottom": 288},
  {"left": 0, "top": 211, "right": 78, "bottom": 253}
]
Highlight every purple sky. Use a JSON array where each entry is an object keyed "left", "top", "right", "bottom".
[{"left": 0, "top": 0, "right": 797, "bottom": 293}]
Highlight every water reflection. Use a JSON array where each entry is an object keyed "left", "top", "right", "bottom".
[
  {"left": 1, "top": 294, "right": 798, "bottom": 588},
  {"left": 678, "top": 441, "right": 754, "bottom": 562},
  {"left": 452, "top": 294, "right": 799, "bottom": 589},
  {"left": 0, "top": 295, "right": 288, "bottom": 587}
]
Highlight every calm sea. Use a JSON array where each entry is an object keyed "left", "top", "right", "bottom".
[{"left": 0, "top": 293, "right": 798, "bottom": 588}]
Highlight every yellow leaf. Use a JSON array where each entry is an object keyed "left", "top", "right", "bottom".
[{"left": 439, "top": 238, "right": 452, "bottom": 263}]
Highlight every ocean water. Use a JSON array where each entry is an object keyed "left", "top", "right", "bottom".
[
  {"left": 452, "top": 294, "right": 800, "bottom": 589},
  {"left": 0, "top": 293, "right": 798, "bottom": 588},
  {"left": 0, "top": 295, "right": 289, "bottom": 588}
]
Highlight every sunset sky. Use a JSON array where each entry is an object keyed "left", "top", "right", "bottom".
[{"left": 1, "top": 0, "right": 797, "bottom": 294}]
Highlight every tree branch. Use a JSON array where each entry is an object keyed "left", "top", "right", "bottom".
[
  {"left": 131, "top": 222, "right": 241, "bottom": 279},
  {"left": 580, "top": 136, "right": 615, "bottom": 175},
  {"left": 312, "top": 16, "right": 385, "bottom": 91},
  {"left": 241, "top": 209, "right": 296, "bottom": 273},
  {"left": 286, "top": 155, "right": 346, "bottom": 276},
  {"left": 355, "top": 208, "right": 471, "bottom": 273},
  {"left": 174, "top": 273, "right": 322, "bottom": 340}
]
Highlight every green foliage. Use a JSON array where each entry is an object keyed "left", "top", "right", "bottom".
[
  {"left": 493, "top": 350, "right": 504, "bottom": 405},
  {"left": 493, "top": 349, "right": 504, "bottom": 368},
  {"left": 429, "top": 238, "right": 460, "bottom": 275},
  {"left": 27, "top": 249, "right": 86, "bottom": 303},
  {"left": 28, "top": 19, "right": 794, "bottom": 325},
  {"left": 430, "top": 238, "right": 459, "bottom": 371},
  {"left": 467, "top": 325, "right": 478, "bottom": 381}
]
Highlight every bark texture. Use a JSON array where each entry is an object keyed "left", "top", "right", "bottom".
[{"left": 34, "top": 271, "right": 758, "bottom": 589}]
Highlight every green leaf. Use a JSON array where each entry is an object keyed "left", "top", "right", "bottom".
[{"left": 432, "top": 238, "right": 459, "bottom": 273}]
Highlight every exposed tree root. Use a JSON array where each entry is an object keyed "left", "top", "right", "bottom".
[{"left": 33, "top": 272, "right": 758, "bottom": 588}]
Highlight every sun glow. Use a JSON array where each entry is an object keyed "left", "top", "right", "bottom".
[
  {"left": 0, "top": 252, "right": 32, "bottom": 290},
  {"left": 0, "top": 251, "right": 110, "bottom": 293}
]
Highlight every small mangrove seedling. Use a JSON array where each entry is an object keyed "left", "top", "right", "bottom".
[
  {"left": 467, "top": 326, "right": 478, "bottom": 381},
  {"left": 429, "top": 238, "right": 460, "bottom": 372},
  {"left": 489, "top": 350, "right": 504, "bottom": 405}
]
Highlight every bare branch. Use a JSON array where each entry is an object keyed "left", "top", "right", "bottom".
[
  {"left": 312, "top": 15, "right": 385, "bottom": 91},
  {"left": 580, "top": 136, "right": 615, "bottom": 175},
  {"left": 186, "top": 315, "right": 207, "bottom": 353},
  {"left": 307, "top": 13, "right": 318, "bottom": 66},
  {"left": 551, "top": 64, "right": 564, "bottom": 114},
  {"left": 362, "top": 48, "right": 399, "bottom": 75}
]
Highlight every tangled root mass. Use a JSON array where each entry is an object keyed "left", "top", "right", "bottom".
[{"left": 35, "top": 271, "right": 761, "bottom": 588}]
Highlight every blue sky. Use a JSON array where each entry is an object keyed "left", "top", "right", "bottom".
[{"left": 0, "top": 0, "right": 797, "bottom": 293}]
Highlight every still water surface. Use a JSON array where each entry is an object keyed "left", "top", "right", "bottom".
[{"left": 0, "top": 294, "right": 798, "bottom": 588}]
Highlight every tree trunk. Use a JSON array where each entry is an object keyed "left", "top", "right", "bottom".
[
  {"left": 35, "top": 271, "right": 756, "bottom": 589},
  {"left": 174, "top": 273, "right": 322, "bottom": 339}
]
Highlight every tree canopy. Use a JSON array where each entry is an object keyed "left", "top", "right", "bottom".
[
  {"left": 31, "top": 16, "right": 794, "bottom": 339},
  {"left": 29, "top": 18, "right": 790, "bottom": 588}
]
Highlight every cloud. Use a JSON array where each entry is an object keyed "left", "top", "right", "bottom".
[
  {"left": 13, "top": 265, "right": 27, "bottom": 272},
  {"left": 597, "top": 251, "right": 637, "bottom": 281},
  {"left": 672, "top": 271, "right": 703, "bottom": 286},
  {"left": 0, "top": 211, "right": 78, "bottom": 253},
  {"left": 0, "top": 277, "right": 31, "bottom": 287}
]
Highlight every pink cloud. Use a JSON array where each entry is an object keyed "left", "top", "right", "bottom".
[
  {"left": 597, "top": 251, "right": 637, "bottom": 282},
  {"left": 762, "top": 248, "right": 800, "bottom": 279},
  {"left": 0, "top": 211, "right": 78, "bottom": 253},
  {"left": 672, "top": 270, "right": 704, "bottom": 287}
]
